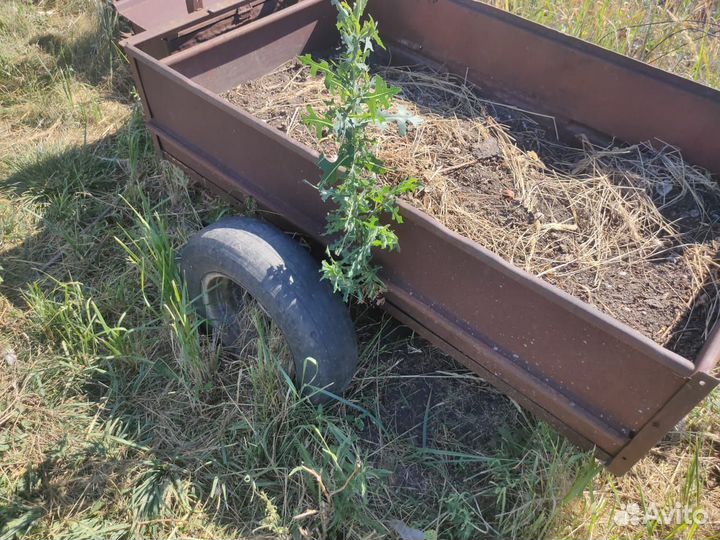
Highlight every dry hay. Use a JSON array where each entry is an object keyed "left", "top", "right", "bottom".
[{"left": 222, "top": 60, "right": 720, "bottom": 359}]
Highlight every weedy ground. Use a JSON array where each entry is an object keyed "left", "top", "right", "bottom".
[{"left": 0, "top": 1, "right": 718, "bottom": 539}]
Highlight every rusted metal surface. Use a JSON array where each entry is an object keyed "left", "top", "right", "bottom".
[
  {"left": 163, "top": 0, "right": 336, "bottom": 92},
  {"left": 169, "top": 0, "right": 290, "bottom": 53},
  {"left": 115, "top": 0, "right": 226, "bottom": 31},
  {"left": 119, "top": 0, "right": 720, "bottom": 474},
  {"left": 185, "top": 0, "right": 204, "bottom": 13},
  {"left": 116, "top": 0, "right": 292, "bottom": 58}
]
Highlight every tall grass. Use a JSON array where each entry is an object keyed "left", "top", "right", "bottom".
[{"left": 116, "top": 197, "right": 211, "bottom": 391}]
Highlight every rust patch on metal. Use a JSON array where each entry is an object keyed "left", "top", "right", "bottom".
[
  {"left": 117, "top": 0, "right": 294, "bottom": 58},
  {"left": 114, "top": 0, "right": 226, "bottom": 32}
]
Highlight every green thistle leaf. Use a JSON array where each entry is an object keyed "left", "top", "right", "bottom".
[{"left": 301, "top": 1, "right": 419, "bottom": 303}]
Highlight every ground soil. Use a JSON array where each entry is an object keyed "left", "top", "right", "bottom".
[
  {"left": 349, "top": 312, "right": 521, "bottom": 499},
  {"left": 222, "top": 59, "right": 720, "bottom": 361}
]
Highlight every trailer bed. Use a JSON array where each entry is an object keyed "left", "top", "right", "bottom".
[{"left": 222, "top": 58, "right": 720, "bottom": 361}]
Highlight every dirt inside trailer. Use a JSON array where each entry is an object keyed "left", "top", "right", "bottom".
[{"left": 222, "top": 59, "right": 720, "bottom": 361}]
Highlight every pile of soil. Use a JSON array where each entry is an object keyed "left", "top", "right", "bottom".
[{"left": 222, "top": 59, "right": 720, "bottom": 361}]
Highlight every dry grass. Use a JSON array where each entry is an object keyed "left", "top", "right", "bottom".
[
  {"left": 224, "top": 61, "right": 720, "bottom": 356},
  {"left": 1, "top": 1, "right": 719, "bottom": 539}
]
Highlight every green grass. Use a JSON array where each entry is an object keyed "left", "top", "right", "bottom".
[{"left": 0, "top": 1, "right": 718, "bottom": 539}]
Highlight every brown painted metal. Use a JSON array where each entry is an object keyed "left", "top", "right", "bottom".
[
  {"left": 607, "top": 371, "right": 717, "bottom": 474},
  {"left": 118, "top": 0, "right": 720, "bottom": 474},
  {"left": 115, "top": 0, "right": 227, "bottom": 32},
  {"left": 186, "top": 0, "right": 204, "bottom": 13},
  {"left": 696, "top": 321, "right": 720, "bottom": 375},
  {"left": 367, "top": 0, "right": 720, "bottom": 177},
  {"left": 161, "top": 0, "right": 338, "bottom": 92},
  {"left": 116, "top": 0, "right": 292, "bottom": 59}
]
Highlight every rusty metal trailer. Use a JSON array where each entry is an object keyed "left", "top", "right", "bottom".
[{"left": 115, "top": 0, "right": 720, "bottom": 475}]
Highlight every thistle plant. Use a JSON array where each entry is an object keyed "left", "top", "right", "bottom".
[{"left": 301, "top": 0, "right": 419, "bottom": 303}]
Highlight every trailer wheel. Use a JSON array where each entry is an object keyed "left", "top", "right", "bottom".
[{"left": 180, "top": 216, "right": 358, "bottom": 400}]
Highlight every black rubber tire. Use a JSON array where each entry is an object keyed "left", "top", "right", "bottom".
[{"left": 180, "top": 216, "right": 358, "bottom": 399}]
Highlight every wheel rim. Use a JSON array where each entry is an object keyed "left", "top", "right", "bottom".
[{"left": 200, "top": 273, "right": 294, "bottom": 377}]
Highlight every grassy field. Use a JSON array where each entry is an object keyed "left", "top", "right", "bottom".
[{"left": 0, "top": 1, "right": 718, "bottom": 539}]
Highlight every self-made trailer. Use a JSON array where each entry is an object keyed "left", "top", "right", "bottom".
[{"left": 114, "top": 0, "right": 720, "bottom": 475}]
